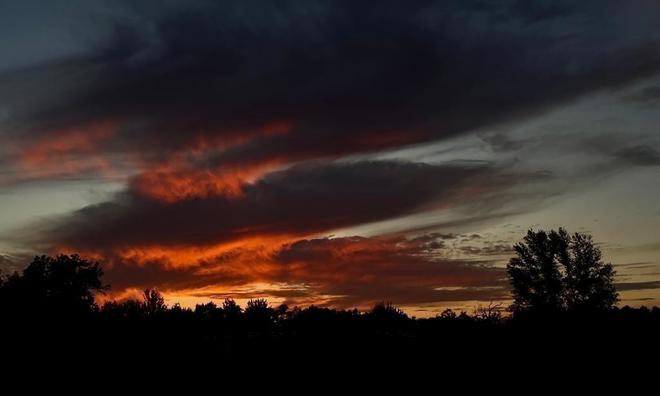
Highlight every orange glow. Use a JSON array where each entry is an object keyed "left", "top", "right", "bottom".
[
  {"left": 114, "top": 234, "right": 297, "bottom": 269},
  {"left": 133, "top": 159, "right": 284, "bottom": 202},
  {"left": 18, "top": 121, "right": 116, "bottom": 177},
  {"left": 65, "top": 235, "right": 500, "bottom": 304},
  {"left": 56, "top": 234, "right": 306, "bottom": 291},
  {"left": 131, "top": 120, "right": 293, "bottom": 202},
  {"left": 191, "top": 120, "right": 292, "bottom": 150},
  {"left": 58, "top": 232, "right": 506, "bottom": 313}
]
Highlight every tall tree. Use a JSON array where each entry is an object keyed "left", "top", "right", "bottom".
[
  {"left": 561, "top": 231, "right": 618, "bottom": 311},
  {"left": 507, "top": 228, "right": 618, "bottom": 314}
]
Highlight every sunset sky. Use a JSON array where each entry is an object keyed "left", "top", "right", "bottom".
[{"left": 1, "top": 0, "right": 659, "bottom": 316}]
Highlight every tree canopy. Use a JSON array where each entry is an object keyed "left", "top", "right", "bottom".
[
  {"left": 0, "top": 254, "right": 106, "bottom": 317},
  {"left": 507, "top": 228, "right": 618, "bottom": 314}
]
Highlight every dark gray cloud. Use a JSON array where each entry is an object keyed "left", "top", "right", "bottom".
[
  {"left": 615, "top": 280, "right": 660, "bottom": 292},
  {"left": 3, "top": 0, "right": 660, "bottom": 180},
  {"left": 623, "top": 85, "right": 660, "bottom": 104},
  {"left": 615, "top": 262, "right": 657, "bottom": 270},
  {"left": 458, "top": 244, "right": 513, "bottom": 257},
  {"left": 614, "top": 145, "right": 660, "bottom": 167},
  {"left": 34, "top": 160, "right": 504, "bottom": 250},
  {"left": 480, "top": 133, "right": 527, "bottom": 153},
  {"left": 271, "top": 234, "right": 508, "bottom": 307}
]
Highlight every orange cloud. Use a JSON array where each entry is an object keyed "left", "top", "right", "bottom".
[
  {"left": 72, "top": 233, "right": 506, "bottom": 310},
  {"left": 19, "top": 121, "right": 115, "bottom": 164},
  {"left": 16, "top": 120, "right": 117, "bottom": 179},
  {"left": 130, "top": 120, "right": 293, "bottom": 202},
  {"left": 35, "top": 159, "right": 515, "bottom": 310},
  {"left": 9, "top": 119, "right": 293, "bottom": 188},
  {"left": 132, "top": 159, "right": 285, "bottom": 202},
  {"left": 114, "top": 233, "right": 296, "bottom": 269}
]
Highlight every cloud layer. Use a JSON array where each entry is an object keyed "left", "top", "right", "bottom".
[
  {"left": 99, "top": 233, "right": 508, "bottom": 308},
  {"left": 2, "top": 1, "right": 660, "bottom": 307},
  {"left": 4, "top": 1, "right": 660, "bottom": 186}
]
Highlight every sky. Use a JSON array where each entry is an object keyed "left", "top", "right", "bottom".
[{"left": 1, "top": 0, "right": 659, "bottom": 316}]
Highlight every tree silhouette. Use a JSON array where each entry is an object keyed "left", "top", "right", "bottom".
[
  {"left": 507, "top": 228, "right": 618, "bottom": 314},
  {"left": 274, "top": 303, "right": 289, "bottom": 321},
  {"left": 142, "top": 288, "right": 167, "bottom": 316},
  {"left": 245, "top": 298, "right": 274, "bottom": 324},
  {"left": 101, "top": 299, "right": 143, "bottom": 319},
  {"left": 0, "top": 254, "right": 106, "bottom": 317},
  {"left": 561, "top": 231, "right": 618, "bottom": 311},
  {"left": 369, "top": 301, "right": 409, "bottom": 321},
  {"left": 195, "top": 301, "right": 221, "bottom": 320},
  {"left": 222, "top": 298, "right": 242, "bottom": 320},
  {"left": 474, "top": 302, "right": 503, "bottom": 323}
]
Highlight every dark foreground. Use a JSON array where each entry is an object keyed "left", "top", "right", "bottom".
[
  {"left": 4, "top": 305, "right": 659, "bottom": 367},
  {"left": 1, "top": 254, "right": 657, "bottom": 371}
]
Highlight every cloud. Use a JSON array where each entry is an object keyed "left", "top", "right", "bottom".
[
  {"left": 3, "top": 0, "right": 660, "bottom": 188},
  {"left": 33, "top": 160, "right": 502, "bottom": 251},
  {"left": 615, "top": 281, "right": 660, "bottom": 292},
  {"left": 97, "top": 233, "right": 508, "bottom": 308},
  {"left": 0, "top": 253, "right": 32, "bottom": 275},
  {"left": 271, "top": 234, "right": 508, "bottom": 306},
  {"left": 0, "top": 254, "right": 18, "bottom": 274},
  {"left": 12, "top": 158, "right": 524, "bottom": 307},
  {"left": 458, "top": 244, "right": 513, "bottom": 257},
  {"left": 3, "top": 1, "right": 660, "bottom": 308},
  {"left": 614, "top": 145, "right": 660, "bottom": 167},
  {"left": 623, "top": 85, "right": 660, "bottom": 105}
]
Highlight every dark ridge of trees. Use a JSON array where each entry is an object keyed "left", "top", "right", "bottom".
[{"left": 0, "top": 229, "right": 658, "bottom": 360}]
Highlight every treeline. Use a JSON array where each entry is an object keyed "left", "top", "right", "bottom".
[
  {"left": 1, "top": 253, "right": 658, "bottom": 341},
  {"left": 91, "top": 288, "right": 660, "bottom": 334},
  {"left": 2, "top": 275, "right": 658, "bottom": 361},
  {"left": 1, "top": 228, "right": 659, "bottom": 359}
]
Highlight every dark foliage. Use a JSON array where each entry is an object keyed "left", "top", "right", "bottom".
[
  {"left": 507, "top": 228, "right": 618, "bottom": 314},
  {"left": 0, "top": 250, "right": 657, "bottom": 363},
  {"left": 0, "top": 254, "right": 106, "bottom": 318}
]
